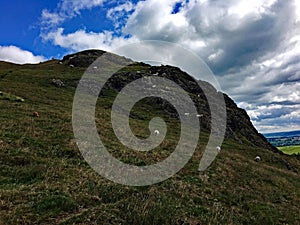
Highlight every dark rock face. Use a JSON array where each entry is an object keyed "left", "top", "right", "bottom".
[
  {"left": 61, "top": 50, "right": 132, "bottom": 68},
  {"left": 223, "top": 94, "right": 279, "bottom": 152},
  {"left": 69, "top": 50, "right": 277, "bottom": 152},
  {"left": 61, "top": 50, "right": 107, "bottom": 67}
]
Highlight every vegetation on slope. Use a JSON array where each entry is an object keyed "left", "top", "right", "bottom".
[{"left": 0, "top": 52, "right": 299, "bottom": 225}]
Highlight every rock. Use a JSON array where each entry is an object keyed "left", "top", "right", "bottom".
[
  {"left": 51, "top": 79, "right": 65, "bottom": 87},
  {"left": 61, "top": 49, "right": 132, "bottom": 68}
]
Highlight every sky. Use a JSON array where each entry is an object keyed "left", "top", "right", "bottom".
[{"left": 0, "top": 0, "right": 299, "bottom": 133}]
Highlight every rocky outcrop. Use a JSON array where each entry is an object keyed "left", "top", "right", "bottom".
[
  {"left": 51, "top": 79, "right": 65, "bottom": 87},
  {"left": 61, "top": 50, "right": 107, "bottom": 67},
  {"left": 61, "top": 50, "right": 132, "bottom": 68},
  {"left": 67, "top": 50, "right": 278, "bottom": 152}
]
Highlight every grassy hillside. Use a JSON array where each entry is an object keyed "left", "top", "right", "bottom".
[
  {"left": 278, "top": 146, "right": 300, "bottom": 155},
  {"left": 0, "top": 56, "right": 300, "bottom": 225}
]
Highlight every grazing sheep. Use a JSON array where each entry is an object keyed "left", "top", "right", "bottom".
[
  {"left": 93, "top": 66, "right": 98, "bottom": 69},
  {"left": 154, "top": 130, "right": 160, "bottom": 135},
  {"left": 196, "top": 114, "right": 203, "bottom": 118},
  {"left": 216, "top": 146, "right": 221, "bottom": 153},
  {"left": 70, "top": 64, "right": 74, "bottom": 68},
  {"left": 33, "top": 112, "right": 39, "bottom": 117},
  {"left": 152, "top": 85, "right": 157, "bottom": 88},
  {"left": 255, "top": 156, "right": 261, "bottom": 162},
  {"left": 184, "top": 113, "right": 190, "bottom": 116}
]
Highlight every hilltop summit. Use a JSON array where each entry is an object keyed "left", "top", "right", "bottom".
[{"left": 61, "top": 50, "right": 277, "bottom": 153}]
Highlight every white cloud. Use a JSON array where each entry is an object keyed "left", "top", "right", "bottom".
[
  {"left": 294, "top": 0, "right": 300, "bottom": 22},
  {"left": 41, "top": 0, "right": 106, "bottom": 27},
  {"left": 59, "top": 0, "right": 105, "bottom": 14},
  {"left": 107, "top": 1, "right": 134, "bottom": 20},
  {"left": 41, "top": 10, "right": 65, "bottom": 26},
  {"left": 208, "top": 49, "right": 224, "bottom": 62},
  {"left": 43, "top": 28, "right": 137, "bottom": 52},
  {"left": 124, "top": 0, "right": 190, "bottom": 41},
  {"left": 228, "top": 0, "right": 277, "bottom": 18},
  {"left": 0, "top": 46, "right": 46, "bottom": 64}
]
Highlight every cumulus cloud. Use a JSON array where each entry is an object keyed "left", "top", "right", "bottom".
[
  {"left": 0, "top": 46, "right": 46, "bottom": 64},
  {"left": 107, "top": 1, "right": 135, "bottom": 28},
  {"left": 41, "top": 0, "right": 106, "bottom": 27},
  {"left": 43, "top": 28, "right": 138, "bottom": 52},
  {"left": 40, "top": 0, "right": 300, "bottom": 132}
]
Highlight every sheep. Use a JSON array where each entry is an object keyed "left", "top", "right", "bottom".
[
  {"left": 184, "top": 112, "right": 190, "bottom": 116},
  {"left": 70, "top": 64, "right": 74, "bottom": 68},
  {"left": 255, "top": 156, "right": 261, "bottom": 162},
  {"left": 196, "top": 114, "right": 203, "bottom": 118},
  {"left": 33, "top": 112, "right": 39, "bottom": 117},
  {"left": 152, "top": 85, "right": 157, "bottom": 88},
  {"left": 93, "top": 66, "right": 98, "bottom": 69},
  {"left": 216, "top": 146, "right": 221, "bottom": 153},
  {"left": 58, "top": 62, "right": 63, "bottom": 64},
  {"left": 154, "top": 130, "right": 160, "bottom": 135}
]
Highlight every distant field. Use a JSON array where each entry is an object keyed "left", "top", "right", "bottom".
[{"left": 278, "top": 145, "right": 300, "bottom": 155}]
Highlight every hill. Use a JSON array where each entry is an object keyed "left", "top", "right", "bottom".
[
  {"left": 264, "top": 130, "right": 300, "bottom": 138},
  {"left": 264, "top": 130, "right": 300, "bottom": 147},
  {"left": 0, "top": 50, "right": 299, "bottom": 224}
]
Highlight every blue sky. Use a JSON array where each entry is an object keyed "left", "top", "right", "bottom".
[{"left": 0, "top": 0, "right": 299, "bottom": 133}]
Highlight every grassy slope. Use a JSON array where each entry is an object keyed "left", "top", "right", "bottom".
[
  {"left": 278, "top": 146, "right": 300, "bottom": 155},
  {"left": 0, "top": 60, "right": 300, "bottom": 225}
]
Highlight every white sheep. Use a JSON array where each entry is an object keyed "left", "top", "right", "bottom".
[
  {"left": 152, "top": 85, "right": 157, "bottom": 88},
  {"left": 216, "top": 146, "right": 221, "bottom": 153},
  {"left": 255, "top": 156, "right": 261, "bottom": 162},
  {"left": 196, "top": 114, "right": 203, "bottom": 118},
  {"left": 154, "top": 130, "right": 160, "bottom": 135},
  {"left": 70, "top": 64, "right": 74, "bottom": 68},
  {"left": 184, "top": 113, "right": 190, "bottom": 116},
  {"left": 93, "top": 66, "right": 98, "bottom": 69}
]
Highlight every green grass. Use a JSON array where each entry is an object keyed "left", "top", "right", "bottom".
[
  {"left": 278, "top": 145, "right": 300, "bottom": 155},
  {"left": 0, "top": 60, "right": 299, "bottom": 224}
]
